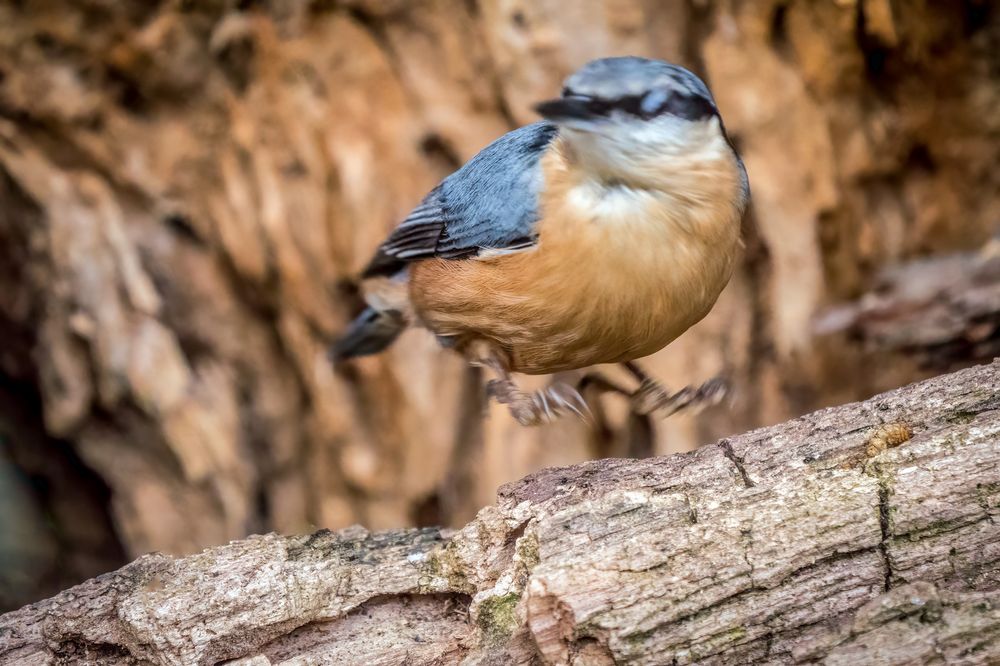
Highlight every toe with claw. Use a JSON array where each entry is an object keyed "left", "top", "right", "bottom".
[
  {"left": 487, "top": 379, "right": 592, "bottom": 426},
  {"left": 631, "top": 376, "right": 729, "bottom": 417}
]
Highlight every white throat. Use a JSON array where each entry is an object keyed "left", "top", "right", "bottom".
[{"left": 560, "top": 116, "right": 737, "bottom": 200}]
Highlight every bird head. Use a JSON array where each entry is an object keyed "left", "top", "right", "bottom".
[{"left": 534, "top": 57, "right": 730, "bottom": 183}]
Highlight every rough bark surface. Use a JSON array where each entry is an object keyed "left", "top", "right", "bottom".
[
  {"left": 2, "top": 361, "right": 997, "bottom": 665},
  {"left": 0, "top": 0, "right": 998, "bottom": 608}
]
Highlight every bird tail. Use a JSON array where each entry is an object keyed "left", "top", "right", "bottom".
[{"left": 330, "top": 307, "right": 406, "bottom": 362}]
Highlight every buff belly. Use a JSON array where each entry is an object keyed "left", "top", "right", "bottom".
[
  {"left": 409, "top": 262, "right": 718, "bottom": 374},
  {"left": 409, "top": 201, "right": 740, "bottom": 374}
]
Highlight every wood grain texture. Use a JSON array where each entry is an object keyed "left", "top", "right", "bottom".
[{"left": 2, "top": 361, "right": 997, "bottom": 665}]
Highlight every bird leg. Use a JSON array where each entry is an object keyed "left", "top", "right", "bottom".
[
  {"left": 481, "top": 358, "right": 591, "bottom": 427},
  {"left": 577, "top": 371, "right": 655, "bottom": 458},
  {"left": 623, "top": 361, "right": 729, "bottom": 417},
  {"left": 577, "top": 372, "right": 633, "bottom": 398}
]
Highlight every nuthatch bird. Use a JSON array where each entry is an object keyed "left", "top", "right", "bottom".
[{"left": 333, "top": 57, "right": 749, "bottom": 426}]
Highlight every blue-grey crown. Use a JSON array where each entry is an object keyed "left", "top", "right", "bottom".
[{"left": 558, "top": 57, "right": 717, "bottom": 122}]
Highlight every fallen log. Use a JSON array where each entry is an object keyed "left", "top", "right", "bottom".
[{"left": 2, "top": 360, "right": 998, "bottom": 665}]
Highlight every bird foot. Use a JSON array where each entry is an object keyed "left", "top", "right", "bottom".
[
  {"left": 631, "top": 376, "right": 729, "bottom": 417},
  {"left": 487, "top": 379, "right": 592, "bottom": 426}
]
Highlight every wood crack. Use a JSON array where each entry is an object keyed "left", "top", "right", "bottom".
[
  {"left": 876, "top": 482, "right": 894, "bottom": 592},
  {"left": 719, "top": 439, "right": 755, "bottom": 488}
]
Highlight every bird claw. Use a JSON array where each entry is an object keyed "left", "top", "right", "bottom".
[
  {"left": 539, "top": 383, "right": 594, "bottom": 425},
  {"left": 631, "top": 376, "right": 729, "bottom": 417},
  {"left": 487, "top": 380, "right": 592, "bottom": 426},
  {"left": 488, "top": 372, "right": 727, "bottom": 425}
]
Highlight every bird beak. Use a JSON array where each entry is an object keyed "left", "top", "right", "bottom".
[{"left": 533, "top": 97, "right": 601, "bottom": 122}]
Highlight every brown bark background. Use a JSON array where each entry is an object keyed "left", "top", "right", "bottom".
[{"left": 0, "top": 0, "right": 997, "bottom": 610}]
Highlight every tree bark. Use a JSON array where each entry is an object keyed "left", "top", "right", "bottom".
[
  {"left": 3, "top": 360, "right": 997, "bottom": 665},
  {"left": 815, "top": 245, "right": 1000, "bottom": 368}
]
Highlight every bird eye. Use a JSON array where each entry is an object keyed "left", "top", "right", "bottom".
[{"left": 639, "top": 89, "right": 670, "bottom": 117}]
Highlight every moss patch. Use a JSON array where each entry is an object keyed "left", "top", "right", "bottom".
[
  {"left": 477, "top": 592, "right": 521, "bottom": 644},
  {"left": 515, "top": 531, "right": 540, "bottom": 570},
  {"left": 422, "top": 544, "right": 473, "bottom": 593}
]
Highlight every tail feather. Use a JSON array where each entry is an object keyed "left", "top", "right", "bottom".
[{"left": 330, "top": 307, "right": 406, "bottom": 362}]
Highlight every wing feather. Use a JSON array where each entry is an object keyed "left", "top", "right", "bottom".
[{"left": 361, "top": 122, "right": 558, "bottom": 278}]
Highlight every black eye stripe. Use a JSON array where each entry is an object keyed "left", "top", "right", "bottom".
[
  {"left": 617, "top": 95, "right": 644, "bottom": 116},
  {"left": 661, "top": 93, "right": 717, "bottom": 121},
  {"left": 560, "top": 89, "right": 716, "bottom": 121}
]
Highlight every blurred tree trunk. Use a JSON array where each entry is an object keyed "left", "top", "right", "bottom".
[
  {"left": 0, "top": 0, "right": 997, "bottom": 606},
  {"left": 815, "top": 245, "right": 1000, "bottom": 366}
]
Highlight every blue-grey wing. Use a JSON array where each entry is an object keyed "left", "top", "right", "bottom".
[{"left": 362, "top": 122, "right": 558, "bottom": 278}]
